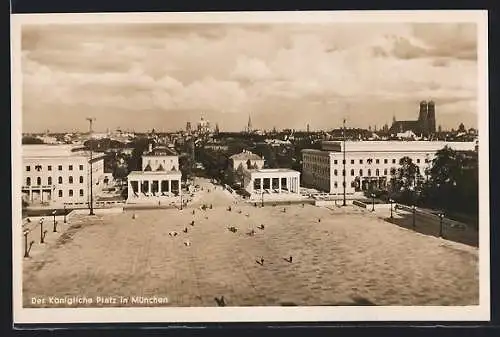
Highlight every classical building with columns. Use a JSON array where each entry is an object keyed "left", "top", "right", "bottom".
[
  {"left": 242, "top": 168, "right": 301, "bottom": 200},
  {"left": 126, "top": 144, "right": 182, "bottom": 204},
  {"left": 302, "top": 140, "right": 477, "bottom": 196}
]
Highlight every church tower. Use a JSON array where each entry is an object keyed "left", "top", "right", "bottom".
[
  {"left": 418, "top": 100, "right": 429, "bottom": 136},
  {"left": 426, "top": 100, "right": 436, "bottom": 135},
  {"left": 247, "top": 114, "right": 253, "bottom": 133}
]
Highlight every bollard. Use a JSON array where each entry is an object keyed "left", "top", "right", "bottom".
[
  {"left": 39, "top": 218, "right": 47, "bottom": 244},
  {"left": 23, "top": 230, "right": 30, "bottom": 258},
  {"left": 439, "top": 213, "right": 445, "bottom": 238},
  {"left": 52, "top": 210, "right": 58, "bottom": 232}
]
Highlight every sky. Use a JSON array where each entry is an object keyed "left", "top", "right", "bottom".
[{"left": 21, "top": 22, "right": 478, "bottom": 133}]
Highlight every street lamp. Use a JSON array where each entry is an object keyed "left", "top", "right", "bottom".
[
  {"left": 52, "top": 210, "right": 57, "bottom": 232},
  {"left": 86, "top": 117, "right": 96, "bottom": 216},
  {"left": 261, "top": 191, "right": 264, "bottom": 207},
  {"left": 39, "top": 218, "right": 47, "bottom": 244},
  {"left": 371, "top": 193, "right": 376, "bottom": 211},
  {"left": 389, "top": 198, "right": 394, "bottom": 219},
  {"left": 438, "top": 212, "right": 445, "bottom": 238},
  {"left": 23, "top": 229, "right": 30, "bottom": 258},
  {"left": 63, "top": 205, "right": 67, "bottom": 223},
  {"left": 412, "top": 205, "right": 416, "bottom": 229}
]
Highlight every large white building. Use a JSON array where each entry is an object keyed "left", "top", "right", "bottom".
[
  {"left": 22, "top": 144, "right": 106, "bottom": 207},
  {"left": 126, "top": 143, "right": 182, "bottom": 203},
  {"left": 302, "top": 141, "right": 477, "bottom": 196}
]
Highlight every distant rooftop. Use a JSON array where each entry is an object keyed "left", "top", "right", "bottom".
[
  {"left": 143, "top": 146, "right": 178, "bottom": 156},
  {"left": 321, "top": 140, "right": 476, "bottom": 153},
  {"left": 230, "top": 150, "right": 263, "bottom": 161},
  {"left": 22, "top": 144, "right": 105, "bottom": 160},
  {"left": 250, "top": 168, "right": 300, "bottom": 174}
]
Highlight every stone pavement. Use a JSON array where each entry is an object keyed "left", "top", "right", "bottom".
[{"left": 23, "top": 179, "right": 479, "bottom": 308}]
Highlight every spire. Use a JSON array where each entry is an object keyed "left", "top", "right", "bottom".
[{"left": 247, "top": 114, "right": 252, "bottom": 133}]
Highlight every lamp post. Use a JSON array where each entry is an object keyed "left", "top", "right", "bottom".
[
  {"left": 389, "top": 198, "right": 394, "bottom": 219},
  {"left": 412, "top": 205, "right": 416, "bottom": 229},
  {"left": 439, "top": 212, "right": 445, "bottom": 238},
  {"left": 63, "top": 205, "right": 67, "bottom": 223},
  {"left": 23, "top": 229, "right": 30, "bottom": 258},
  {"left": 39, "top": 218, "right": 46, "bottom": 244},
  {"left": 371, "top": 193, "right": 375, "bottom": 212},
  {"left": 52, "top": 210, "right": 57, "bottom": 232},
  {"left": 261, "top": 191, "right": 264, "bottom": 207}
]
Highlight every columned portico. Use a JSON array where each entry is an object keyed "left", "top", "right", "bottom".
[
  {"left": 244, "top": 168, "right": 301, "bottom": 201},
  {"left": 127, "top": 171, "right": 182, "bottom": 203}
]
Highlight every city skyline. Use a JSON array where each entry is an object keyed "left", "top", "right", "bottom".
[{"left": 22, "top": 22, "right": 478, "bottom": 133}]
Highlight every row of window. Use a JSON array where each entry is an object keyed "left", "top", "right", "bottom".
[
  {"left": 58, "top": 189, "right": 84, "bottom": 197},
  {"left": 26, "top": 176, "right": 85, "bottom": 186},
  {"left": 333, "top": 168, "right": 405, "bottom": 177},
  {"left": 332, "top": 158, "right": 428, "bottom": 165},
  {"left": 26, "top": 164, "right": 84, "bottom": 172}
]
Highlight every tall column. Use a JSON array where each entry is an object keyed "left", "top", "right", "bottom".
[
  {"left": 159, "top": 180, "right": 163, "bottom": 194},
  {"left": 296, "top": 176, "right": 300, "bottom": 194},
  {"left": 128, "top": 180, "right": 132, "bottom": 199},
  {"left": 278, "top": 176, "right": 282, "bottom": 193},
  {"left": 168, "top": 180, "right": 171, "bottom": 195}
]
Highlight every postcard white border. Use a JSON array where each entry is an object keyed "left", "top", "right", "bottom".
[{"left": 11, "top": 10, "right": 490, "bottom": 324}]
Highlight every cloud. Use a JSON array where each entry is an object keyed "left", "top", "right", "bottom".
[{"left": 20, "top": 22, "right": 478, "bottom": 132}]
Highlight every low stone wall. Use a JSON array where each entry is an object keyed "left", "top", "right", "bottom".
[
  {"left": 72, "top": 207, "right": 124, "bottom": 215},
  {"left": 352, "top": 200, "right": 368, "bottom": 208},
  {"left": 23, "top": 211, "right": 77, "bottom": 225},
  {"left": 314, "top": 199, "right": 354, "bottom": 207}
]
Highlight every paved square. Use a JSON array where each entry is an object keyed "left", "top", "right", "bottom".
[{"left": 23, "top": 181, "right": 478, "bottom": 307}]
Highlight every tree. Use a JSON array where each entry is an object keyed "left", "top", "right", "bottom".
[{"left": 392, "top": 156, "right": 423, "bottom": 204}]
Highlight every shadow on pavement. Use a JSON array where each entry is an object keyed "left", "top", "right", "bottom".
[{"left": 385, "top": 211, "right": 478, "bottom": 247}]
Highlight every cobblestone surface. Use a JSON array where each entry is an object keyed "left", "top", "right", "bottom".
[{"left": 23, "top": 179, "right": 479, "bottom": 307}]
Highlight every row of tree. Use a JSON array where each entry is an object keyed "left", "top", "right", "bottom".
[{"left": 380, "top": 146, "right": 478, "bottom": 219}]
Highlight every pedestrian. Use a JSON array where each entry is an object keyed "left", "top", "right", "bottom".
[
  {"left": 289, "top": 256, "right": 293, "bottom": 263},
  {"left": 260, "top": 257, "right": 264, "bottom": 265}
]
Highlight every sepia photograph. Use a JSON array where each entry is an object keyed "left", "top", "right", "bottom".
[{"left": 11, "top": 10, "right": 489, "bottom": 324}]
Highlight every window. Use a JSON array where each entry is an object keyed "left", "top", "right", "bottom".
[
  {"left": 350, "top": 160, "right": 354, "bottom": 164},
  {"left": 69, "top": 165, "right": 73, "bottom": 171},
  {"left": 351, "top": 169, "right": 355, "bottom": 176},
  {"left": 359, "top": 169, "right": 363, "bottom": 176},
  {"left": 48, "top": 177, "right": 52, "bottom": 185},
  {"left": 69, "top": 189, "right": 73, "bottom": 197},
  {"left": 342, "top": 160, "right": 346, "bottom": 164},
  {"left": 37, "top": 177, "right": 41, "bottom": 185},
  {"left": 58, "top": 190, "right": 63, "bottom": 197},
  {"left": 26, "top": 177, "right": 31, "bottom": 186},
  {"left": 58, "top": 165, "right": 63, "bottom": 171},
  {"left": 425, "top": 158, "right": 429, "bottom": 163},
  {"left": 48, "top": 165, "right": 52, "bottom": 171},
  {"left": 69, "top": 176, "right": 73, "bottom": 184},
  {"left": 79, "top": 189, "right": 84, "bottom": 196},
  {"left": 376, "top": 169, "right": 380, "bottom": 176},
  {"left": 416, "top": 159, "right": 421, "bottom": 164},
  {"left": 392, "top": 159, "right": 396, "bottom": 164},
  {"left": 334, "top": 169, "right": 338, "bottom": 176},
  {"left": 359, "top": 159, "right": 363, "bottom": 164},
  {"left": 334, "top": 160, "right": 338, "bottom": 165},
  {"left": 368, "top": 169, "right": 372, "bottom": 177},
  {"left": 334, "top": 182, "right": 338, "bottom": 188},
  {"left": 79, "top": 165, "right": 84, "bottom": 170},
  {"left": 58, "top": 176, "right": 63, "bottom": 184},
  {"left": 35, "top": 165, "right": 42, "bottom": 171},
  {"left": 26, "top": 166, "right": 30, "bottom": 172},
  {"left": 384, "top": 159, "right": 388, "bottom": 164},
  {"left": 376, "top": 159, "right": 380, "bottom": 164},
  {"left": 79, "top": 176, "right": 84, "bottom": 183},
  {"left": 384, "top": 169, "right": 388, "bottom": 175},
  {"left": 342, "top": 169, "right": 345, "bottom": 176}
]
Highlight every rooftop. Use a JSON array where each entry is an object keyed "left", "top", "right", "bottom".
[
  {"left": 128, "top": 170, "right": 182, "bottom": 177},
  {"left": 143, "top": 146, "right": 178, "bottom": 157},
  {"left": 23, "top": 144, "right": 106, "bottom": 160},
  {"left": 230, "top": 150, "right": 263, "bottom": 161},
  {"left": 249, "top": 168, "right": 300, "bottom": 174},
  {"left": 321, "top": 140, "right": 476, "bottom": 153}
]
